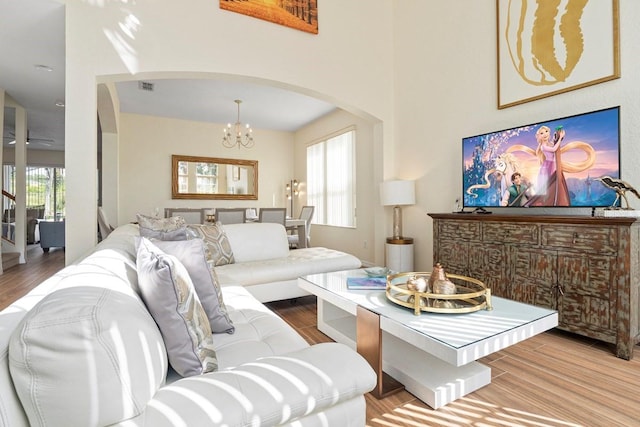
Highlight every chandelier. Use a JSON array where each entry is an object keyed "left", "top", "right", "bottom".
[{"left": 222, "top": 99, "right": 255, "bottom": 149}]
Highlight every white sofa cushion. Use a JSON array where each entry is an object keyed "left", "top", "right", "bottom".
[
  {"left": 213, "top": 286, "right": 309, "bottom": 368},
  {"left": 8, "top": 286, "right": 167, "bottom": 427},
  {"left": 222, "top": 222, "right": 289, "bottom": 262},
  {"left": 215, "top": 247, "right": 362, "bottom": 287},
  {"left": 122, "top": 343, "right": 376, "bottom": 427},
  {"left": 152, "top": 238, "right": 234, "bottom": 334},
  {"left": 136, "top": 238, "right": 218, "bottom": 376}
]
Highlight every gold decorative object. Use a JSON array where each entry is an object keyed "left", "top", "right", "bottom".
[
  {"left": 406, "top": 275, "right": 428, "bottom": 292},
  {"left": 498, "top": 0, "right": 620, "bottom": 108},
  {"left": 385, "top": 264, "right": 492, "bottom": 315}
]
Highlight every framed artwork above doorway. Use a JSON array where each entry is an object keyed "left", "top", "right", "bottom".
[{"left": 220, "top": 0, "right": 318, "bottom": 34}]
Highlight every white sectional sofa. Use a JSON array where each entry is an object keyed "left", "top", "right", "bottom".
[
  {"left": 0, "top": 224, "right": 376, "bottom": 427},
  {"left": 214, "top": 222, "right": 362, "bottom": 302}
]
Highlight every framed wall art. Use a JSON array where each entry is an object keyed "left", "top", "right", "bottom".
[
  {"left": 220, "top": 0, "right": 318, "bottom": 34},
  {"left": 497, "top": 0, "right": 620, "bottom": 109}
]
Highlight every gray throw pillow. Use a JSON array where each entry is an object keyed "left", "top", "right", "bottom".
[
  {"left": 152, "top": 238, "right": 234, "bottom": 334},
  {"left": 136, "top": 238, "right": 218, "bottom": 376},
  {"left": 187, "top": 223, "right": 235, "bottom": 266},
  {"left": 137, "top": 213, "right": 188, "bottom": 240}
]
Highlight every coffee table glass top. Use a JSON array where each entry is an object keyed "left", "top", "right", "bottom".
[{"left": 300, "top": 269, "right": 558, "bottom": 350}]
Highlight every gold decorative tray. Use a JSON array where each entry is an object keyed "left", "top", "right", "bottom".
[{"left": 385, "top": 271, "right": 492, "bottom": 315}]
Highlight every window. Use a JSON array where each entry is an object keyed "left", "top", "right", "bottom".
[
  {"left": 196, "top": 162, "right": 217, "bottom": 194},
  {"left": 178, "top": 161, "right": 218, "bottom": 194},
  {"left": 2, "top": 165, "right": 66, "bottom": 220},
  {"left": 306, "top": 128, "right": 356, "bottom": 227}
]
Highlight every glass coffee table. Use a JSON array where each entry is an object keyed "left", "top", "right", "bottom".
[{"left": 298, "top": 269, "right": 558, "bottom": 409}]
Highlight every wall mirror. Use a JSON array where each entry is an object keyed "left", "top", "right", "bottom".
[{"left": 172, "top": 155, "right": 258, "bottom": 200}]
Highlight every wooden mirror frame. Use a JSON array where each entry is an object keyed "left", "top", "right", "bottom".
[{"left": 171, "top": 154, "right": 258, "bottom": 200}]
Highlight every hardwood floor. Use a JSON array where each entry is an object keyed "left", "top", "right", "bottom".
[
  {"left": 267, "top": 296, "right": 640, "bottom": 427},
  {"left": 2, "top": 253, "right": 639, "bottom": 426},
  {"left": 0, "top": 245, "right": 65, "bottom": 310}
]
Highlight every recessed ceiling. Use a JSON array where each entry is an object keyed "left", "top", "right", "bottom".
[{"left": 115, "top": 79, "right": 336, "bottom": 132}]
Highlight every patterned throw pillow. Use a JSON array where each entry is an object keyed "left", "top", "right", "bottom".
[
  {"left": 186, "top": 223, "right": 235, "bottom": 266},
  {"left": 136, "top": 213, "right": 188, "bottom": 240},
  {"left": 152, "top": 238, "right": 234, "bottom": 334},
  {"left": 136, "top": 238, "right": 218, "bottom": 376}
]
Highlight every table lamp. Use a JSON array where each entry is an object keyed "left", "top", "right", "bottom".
[{"left": 380, "top": 180, "right": 415, "bottom": 240}]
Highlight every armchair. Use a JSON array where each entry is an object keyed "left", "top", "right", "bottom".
[
  {"left": 39, "top": 221, "right": 65, "bottom": 252},
  {"left": 3, "top": 206, "right": 44, "bottom": 244}
]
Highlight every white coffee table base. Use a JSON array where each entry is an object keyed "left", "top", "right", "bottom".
[
  {"left": 383, "top": 334, "right": 491, "bottom": 409},
  {"left": 317, "top": 299, "right": 490, "bottom": 409}
]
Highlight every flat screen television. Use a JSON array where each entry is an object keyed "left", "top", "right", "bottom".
[{"left": 462, "top": 106, "right": 620, "bottom": 210}]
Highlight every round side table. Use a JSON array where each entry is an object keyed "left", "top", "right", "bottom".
[{"left": 385, "top": 237, "right": 414, "bottom": 272}]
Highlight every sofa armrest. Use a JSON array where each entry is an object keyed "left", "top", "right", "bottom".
[{"left": 125, "top": 342, "right": 376, "bottom": 426}]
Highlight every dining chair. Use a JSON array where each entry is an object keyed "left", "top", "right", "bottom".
[
  {"left": 245, "top": 208, "right": 258, "bottom": 221},
  {"left": 258, "top": 208, "right": 286, "bottom": 226},
  {"left": 97, "top": 206, "right": 115, "bottom": 241},
  {"left": 288, "top": 205, "right": 314, "bottom": 248},
  {"left": 164, "top": 208, "right": 206, "bottom": 224},
  {"left": 215, "top": 208, "right": 246, "bottom": 224}
]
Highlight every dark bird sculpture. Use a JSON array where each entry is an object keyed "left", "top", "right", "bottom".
[{"left": 596, "top": 176, "right": 640, "bottom": 209}]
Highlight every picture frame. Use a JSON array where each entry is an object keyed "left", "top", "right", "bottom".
[
  {"left": 497, "top": 0, "right": 620, "bottom": 109},
  {"left": 220, "top": 0, "right": 318, "bottom": 34}
]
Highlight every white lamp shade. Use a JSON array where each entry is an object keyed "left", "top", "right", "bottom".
[{"left": 380, "top": 180, "right": 415, "bottom": 206}]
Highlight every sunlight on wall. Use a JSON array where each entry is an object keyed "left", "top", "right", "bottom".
[{"left": 103, "top": 10, "right": 141, "bottom": 73}]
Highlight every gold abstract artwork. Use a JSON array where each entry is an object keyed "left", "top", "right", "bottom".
[{"left": 497, "top": 0, "right": 619, "bottom": 108}]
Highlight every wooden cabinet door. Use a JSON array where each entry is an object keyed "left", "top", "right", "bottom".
[
  {"left": 434, "top": 240, "right": 506, "bottom": 296},
  {"left": 434, "top": 220, "right": 479, "bottom": 275},
  {"left": 435, "top": 240, "right": 469, "bottom": 276},
  {"left": 509, "top": 246, "right": 555, "bottom": 307},
  {"left": 556, "top": 253, "right": 616, "bottom": 338},
  {"left": 468, "top": 242, "right": 508, "bottom": 297}
]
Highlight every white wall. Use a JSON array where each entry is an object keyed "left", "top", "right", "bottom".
[
  {"left": 118, "top": 113, "right": 295, "bottom": 224},
  {"left": 393, "top": 0, "right": 640, "bottom": 271},
  {"left": 64, "top": 0, "right": 394, "bottom": 263},
  {"left": 294, "top": 109, "right": 376, "bottom": 265}
]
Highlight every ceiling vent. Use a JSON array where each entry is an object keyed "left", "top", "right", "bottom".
[{"left": 138, "top": 81, "right": 154, "bottom": 91}]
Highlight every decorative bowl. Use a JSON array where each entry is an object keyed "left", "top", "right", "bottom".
[
  {"left": 385, "top": 271, "right": 492, "bottom": 315},
  {"left": 364, "top": 267, "right": 391, "bottom": 278}
]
